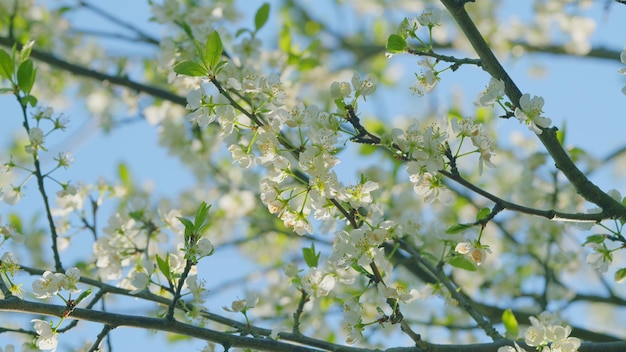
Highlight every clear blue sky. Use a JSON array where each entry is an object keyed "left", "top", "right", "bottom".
[{"left": 1, "top": 0, "right": 625, "bottom": 350}]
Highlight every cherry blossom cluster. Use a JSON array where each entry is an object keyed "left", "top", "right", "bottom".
[
  {"left": 524, "top": 313, "right": 581, "bottom": 352},
  {"left": 498, "top": 312, "right": 581, "bottom": 352}
]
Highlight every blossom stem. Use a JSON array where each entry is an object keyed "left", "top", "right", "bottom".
[
  {"left": 16, "top": 96, "right": 64, "bottom": 273},
  {"left": 166, "top": 259, "right": 194, "bottom": 321},
  {"left": 440, "top": 0, "right": 626, "bottom": 219},
  {"left": 400, "top": 239, "right": 504, "bottom": 341}
]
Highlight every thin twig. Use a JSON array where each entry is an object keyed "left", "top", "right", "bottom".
[
  {"left": 0, "top": 36, "right": 186, "bottom": 106},
  {"left": 399, "top": 239, "right": 504, "bottom": 342},
  {"left": 78, "top": 0, "right": 160, "bottom": 45},
  {"left": 292, "top": 289, "right": 309, "bottom": 334},
  {"left": 439, "top": 0, "right": 626, "bottom": 220},
  {"left": 87, "top": 324, "right": 115, "bottom": 352}
]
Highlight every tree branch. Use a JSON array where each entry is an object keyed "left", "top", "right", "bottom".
[
  {"left": 0, "top": 36, "right": 186, "bottom": 106},
  {"left": 439, "top": 0, "right": 626, "bottom": 219}
]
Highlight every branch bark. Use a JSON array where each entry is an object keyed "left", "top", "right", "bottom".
[{"left": 439, "top": 0, "right": 626, "bottom": 219}]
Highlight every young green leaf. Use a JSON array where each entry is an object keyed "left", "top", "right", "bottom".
[
  {"left": 446, "top": 223, "right": 472, "bottom": 234},
  {"left": 0, "top": 49, "right": 13, "bottom": 80},
  {"left": 254, "top": 3, "right": 270, "bottom": 32},
  {"left": 582, "top": 234, "right": 606, "bottom": 245},
  {"left": 614, "top": 267, "right": 626, "bottom": 283},
  {"left": 21, "top": 94, "right": 37, "bottom": 107},
  {"left": 156, "top": 254, "right": 172, "bottom": 282},
  {"left": 502, "top": 308, "right": 519, "bottom": 339},
  {"left": 17, "top": 59, "right": 36, "bottom": 94},
  {"left": 386, "top": 34, "right": 407, "bottom": 53},
  {"left": 173, "top": 61, "right": 208, "bottom": 77},
  {"left": 476, "top": 207, "right": 491, "bottom": 221},
  {"left": 205, "top": 31, "right": 223, "bottom": 71},
  {"left": 177, "top": 216, "right": 195, "bottom": 232},
  {"left": 19, "top": 42, "right": 33, "bottom": 63},
  {"left": 194, "top": 201, "right": 211, "bottom": 230},
  {"left": 302, "top": 243, "right": 320, "bottom": 268},
  {"left": 117, "top": 162, "right": 133, "bottom": 190},
  {"left": 448, "top": 255, "right": 477, "bottom": 271},
  {"left": 75, "top": 289, "right": 93, "bottom": 305},
  {"left": 278, "top": 27, "right": 291, "bottom": 53},
  {"left": 213, "top": 60, "right": 229, "bottom": 75}
]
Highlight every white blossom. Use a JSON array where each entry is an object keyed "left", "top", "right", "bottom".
[
  {"left": 28, "top": 127, "right": 45, "bottom": 151},
  {"left": 186, "top": 274, "right": 207, "bottom": 304},
  {"left": 455, "top": 241, "right": 491, "bottom": 266},
  {"left": 474, "top": 78, "right": 505, "bottom": 107},
  {"left": 410, "top": 59, "right": 439, "bottom": 96},
  {"left": 31, "top": 319, "right": 58, "bottom": 351},
  {"left": 585, "top": 243, "right": 611, "bottom": 274},
  {"left": 417, "top": 8, "right": 442, "bottom": 27},
  {"left": 514, "top": 94, "right": 552, "bottom": 134},
  {"left": 196, "top": 237, "right": 215, "bottom": 257},
  {"left": 302, "top": 267, "right": 335, "bottom": 297},
  {"left": 32, "top": 271, "right": 66, "bottom": 299}
]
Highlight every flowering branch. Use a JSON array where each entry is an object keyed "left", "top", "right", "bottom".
[
  {"left": 439, "top": 0, "right": 626, "bottom": 220},
  {"left": 406, "top": 48, "right": 482, "bottom": 71},
  {"left": 398, "top": 239, "right": 504, "bottom": 342},
  {"left": 15, "top": 98, "right": 64, "bottom": 273},
  {"left": 0, "top": 36, "right": 186, "bottom": 106}
]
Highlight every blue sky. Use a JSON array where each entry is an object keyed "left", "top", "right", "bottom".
[{"left": 1, "top": 0, "right": 626, "bottom": 350}]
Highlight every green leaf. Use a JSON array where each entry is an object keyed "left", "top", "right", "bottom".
[
  {"left": 75, "top": 289, "right": 93, "bottom": 304},
  {"left": 0, "top": 87, "right": 13, "bottom": 95},
  {"left": 476, "top": 207, "right": 491, "bottom": 221},
  {"left": 446, "top": 223, "right": 472, "bottom": 234},
  {"left": 0, "top": 48, "right": 13, "bottom": 80},
  {"left": 177, "top": 216, "right": 195, "bottom": 232},
  {"left": 17, "top": 59, "right": 36, "bottom": 94},
  {"left": 156, "top": 254, "right": 172, "bottom": 282},
  {"left": 582, "top": 234, "right": 606, "bottom": 245},
  {"left": 333, "top": 98, "right": 346, "bottom": 111},
  {"left": 205, "top": 31, "right": 223, "bottom": 70},
  {"left": 386, "top": 34, "right": 407, "bottom": 53},
  {"left": 179, "top": 21, "right": 194, "bottom": 39},
  {"left": 8, "top": 213, "right": 23, "bottom": 234},
  {"left": 614, "top": 267, "right": 626, "bottom": 283},
  {"left": 502, "top": 308, "right": 519, "bottom": 339},
  {"left": 556, "top": 121, "right": 566, "bottom": 145},
  {"left": 194, "top": 201, "right": 211, "bottom": 229},
  {"left": 117, "top": 162, "right": 133, "bottom": 190},
  {"left": 173, "top": 60, "right": 207, "bottom": 77},
  {"left": 278, "top": 27, "right": 291, "bottom": 53},
  {"left": 298, "top": 57, "right": 319, "bottom": 71},
  {"left": 351, "top": 263, "right": 370, "bottom": 275},
  {"left": 254, "top": 3, "right": 270, "bottom": 32},
  {"left": 21, "top": 94, "right": 37, "bottom": 107},
  {"left": 302, "top": 243, "right": 320, "bottom": 268},
  {"left": 128, "top": 210, "right": 145, "bottom": 221},
  {"left": 448, "top": 255, "right": 477, "bottom": 271},
  {"left": 397, "top": 18, "right": 410, "bottom": 39},
  {"left": 213, "top": 60, "right": 229, "bottom": 75},
  {"left": 235, "top": 28, "right": 250, "bottom": 37},
  {"left": 19, "top": 43, "right": 33, "bottom": 63}
]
